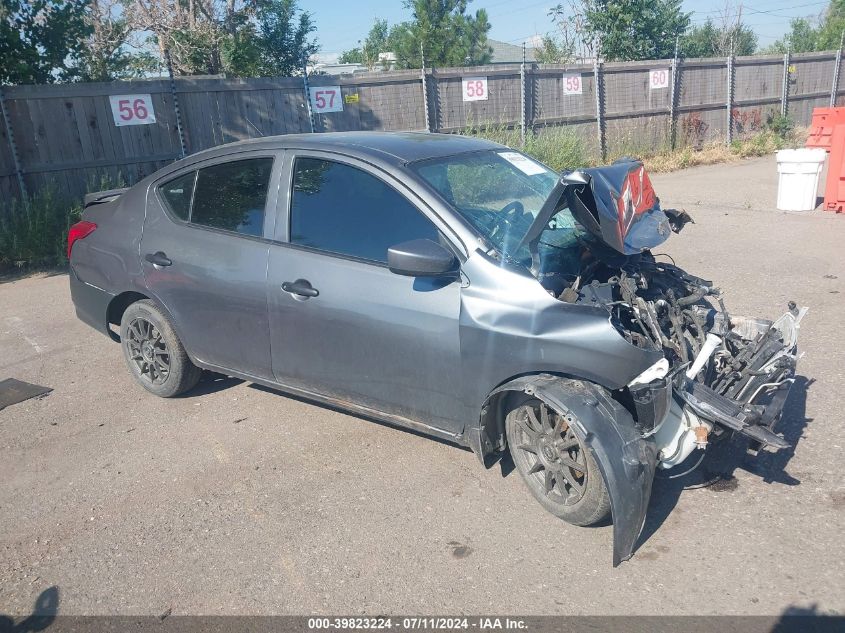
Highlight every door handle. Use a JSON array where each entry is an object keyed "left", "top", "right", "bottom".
[
  {"left": 282, "top": 279, "right": 319, "bottom": 298},
  {"left": 145, "top": 251, "right": 172, "bottom": 267}
]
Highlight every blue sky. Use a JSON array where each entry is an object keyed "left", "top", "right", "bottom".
[{"left": 309, "top": 0, "right": 833, "bottom": 58}]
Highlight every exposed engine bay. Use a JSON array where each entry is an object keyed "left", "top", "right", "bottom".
[{"left": 523, "top": 159, "right": 806, "bottom": 470}]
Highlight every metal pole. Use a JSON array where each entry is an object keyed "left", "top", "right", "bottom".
[
  {"left": 781, "top": 47, "right": 791, "bottom": 117},
  {"left": 302, "top": 54, "right": 315, "bottom": 133},
  {"left": 669, "top": 36, "right": 680, "bottom": 150},
  {"left": 164, "top": 49, "right": 187, "bottom": 159},
  {"left": 831, "top": 32, "right": 844, "bottom": 107},
  {"left": 520, "top": 43, "right": 527, "bottom": 148},
  {"left": 420, "top": 43, "right": 431, "bottom": 133},
  {"left": 594, "top": 56, "right": 605, "bottom": 161},
  {"left": 0, "top": 85, "right": 27, "bottom": 199},
  {"left": 726, "top": 49, "right": 735, "bottom": 145}
]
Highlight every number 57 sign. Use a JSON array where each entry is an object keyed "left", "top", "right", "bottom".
[
  {"left": 109, "top": 94, "right": 156, "bottom": 126},
  {"left": 309, "top": 86, "right": 344, "bottom": 113}
]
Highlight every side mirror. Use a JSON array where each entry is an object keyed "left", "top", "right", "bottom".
[{"left": 387, "top": 239, "right": 458, "bottom": 277}]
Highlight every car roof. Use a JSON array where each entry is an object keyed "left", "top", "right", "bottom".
[{"left": 182, "top": 131, "right": 506, "bottom": 166}]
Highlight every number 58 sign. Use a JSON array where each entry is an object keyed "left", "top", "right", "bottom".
[
  {"left": 109, "top": 94, "right": 156, "bottom": 126},
  {"left": 462, "top": 77, "right": 488, "bottom": 101}
]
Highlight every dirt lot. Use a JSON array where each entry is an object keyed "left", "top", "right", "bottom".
[{"left": 1, "top": 155, "right": 844, "bottom": 617}]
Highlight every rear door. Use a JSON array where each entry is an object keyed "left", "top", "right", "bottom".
[
  {"left": 141, "top": 150, "right": 283, "bottom": 379},
  {"left": 266, "top": 152, "right": 465, "bottom": 432}
]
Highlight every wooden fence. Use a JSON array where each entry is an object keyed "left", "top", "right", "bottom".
[{"left": 1, "top": 50, "right": 843, "bottom": 203}]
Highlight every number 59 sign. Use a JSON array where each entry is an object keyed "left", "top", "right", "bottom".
[
  {"left": 462, "top": 77, "right": 488, "bottom": 101},
  {"left": 309, "top": 86, "right": 344, "bottom": 113},
  {"left": 109, "top": 94, "right": 156, "bottom": 126}
]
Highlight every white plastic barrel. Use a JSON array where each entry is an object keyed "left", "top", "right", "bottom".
[{"left": 776, "top": 148, "right": 827, "bottom": 211}]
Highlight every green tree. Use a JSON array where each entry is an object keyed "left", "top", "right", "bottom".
[
  {"left": 764, "top": 1, "right": 844, "bottom": 54},
  {"left": 388, "top": 0, "right": 492, "bottom": 69},
  {"left": 817, "top": 0, "right": 845, "bottom": 49},
  {"left": 764, "top": 18, "right": 820, "bottom": 54},
  {"left": 534, "top": 34, "right": 573, "bottom": 64},
  {"left": 127, "top": 0, "right": 317, "bottom": 77},
  {"left": 583, "top": 0, "right": 690, "bottom": 61},
  {"left": 76, "top": 0, "right": 159, "bottom": 81},
  {"left": 339, "top": 19, "right": 392, "bottom": 69},
  {"left": 252, "top": 0, "right": 318, "bottom": 76},
  {"left": 682, "top": 19, "right": 757, "bottom": 58},
  {"left": 0, "top": 0, "right": 91, "bottom": 84}
]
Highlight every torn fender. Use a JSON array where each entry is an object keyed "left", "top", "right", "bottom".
[{"left": 485, "top": 374, "right": 658, "bottom": 566}]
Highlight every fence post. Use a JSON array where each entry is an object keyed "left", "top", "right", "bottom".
[
  {"left": 831, "top": 32, "right": 844, "bottom": 107},
  {"left": 520, "top": 43, "right": 527, "bottom": 148},
  {"left": 0, "top": 85, "right": 27, "bottom": 199},
  {"left": 594, "top": 58, "right": 606, "bottom": 161},
  {"left": 164, "top": 49, "right": 187, "bottom": 159},
  {"left": 726, "top": 51, "right": 735, "bottom": 145},
  {"left": 420, "top": 43, "right": 431, "bottom": 132},
  {"left": 781, "top": 47, "right": 791, "bottom": 117},
  {"left": 302, "top": 55, "right": 315, "bottom": 133},
  {"left": 669, "top": 36, "right": 680, "bottom": 150}
]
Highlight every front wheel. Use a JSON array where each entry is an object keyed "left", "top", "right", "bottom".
[
  {"left": 120, "top": 300, "right": 202, "bottom": 398},
  {"left": 506, "top": 397, "right": 610, "bottom": 526}
]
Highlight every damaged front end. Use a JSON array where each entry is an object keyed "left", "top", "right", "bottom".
[{"left": 524, "top": 160, "right": 806, "bottom": 561}]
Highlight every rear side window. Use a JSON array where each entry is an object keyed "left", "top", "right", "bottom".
[
  {"left": 191, "top": 158, "right": 274, "bottom": 237},
  {"left": 290, "top": 158, "right": 440, "bottom": 263},
  {"left": 157, "top": 158, "right": 274, "bottom": 236},
  {"left": 159, "top": 172, "right": 196, "bottom": 221}
]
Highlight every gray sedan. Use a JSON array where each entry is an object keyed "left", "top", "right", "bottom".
[{"left": 68, "top": 132, "right": 803, "bottom": 565}]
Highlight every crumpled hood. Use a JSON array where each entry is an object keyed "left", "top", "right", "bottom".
[{"left": 572, "top": 160, "right": 677, "bottom": 255}]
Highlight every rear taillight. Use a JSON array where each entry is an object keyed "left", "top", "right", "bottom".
[{"left": 67, "top": 221, "right": 97, "bottom": 259}]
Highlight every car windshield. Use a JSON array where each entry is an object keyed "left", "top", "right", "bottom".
[{"left": 412, "top": 150, "right": 596, "bottom": 270}]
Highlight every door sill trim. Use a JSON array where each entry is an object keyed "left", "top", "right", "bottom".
[{"left": 194, "top": 360, "right": 464, "bottom": 444}]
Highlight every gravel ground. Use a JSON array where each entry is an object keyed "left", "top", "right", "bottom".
[{"left": 1, "top": 155, "right": 843, "bottom": 617}]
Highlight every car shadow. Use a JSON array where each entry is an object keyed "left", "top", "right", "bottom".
[
  {"left": 178, "top": 372, "right": 243, "bottom": 398},
  {"left": 635, "top": 374, "right": 812, "bottom": 553},
  {"left": 0, "top": 586, "right": 59, "bottom": 633}
]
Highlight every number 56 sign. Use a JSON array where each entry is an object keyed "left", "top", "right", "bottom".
[
  {"left": 109, "top": 94, "right": 156, "bottom": 126},
  {"left": 309, "top": 86, "right": 344, "bottom": 113}
]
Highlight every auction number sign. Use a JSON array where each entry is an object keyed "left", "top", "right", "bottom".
[
  {"left": 650, "top": 68, "right": 670, "bottom": 89},
  {"left": 109, "top": 94, "right": 156, "bottom": 126},
  {"left": 309, "top": 86, "right": 344, "bottom": 114},
  {"left": 462, "top": 77, "right": 488, "bottom": 101},
  {"left": 562, "top": 74, "right": 583, "bottom": 95}
]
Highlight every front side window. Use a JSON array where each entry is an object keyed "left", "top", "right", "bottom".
[{"left": 290, "top": 158, "right": 440, "bottom": 263}]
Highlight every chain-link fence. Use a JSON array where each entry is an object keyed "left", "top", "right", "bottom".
[{"left": 2, "top": 50, "right": 844, "bottom": 202}]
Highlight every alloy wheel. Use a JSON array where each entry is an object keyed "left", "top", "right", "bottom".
[
  {"left": 125, "top": 317, "right": 170, "bottom": 385},
  {"left": 512, "top": 401, "right": 589, "bottom": 506}
]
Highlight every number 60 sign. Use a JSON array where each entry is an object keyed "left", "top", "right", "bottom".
[{"left": 109, "top": 94, "right": 156, "bottom": 126}]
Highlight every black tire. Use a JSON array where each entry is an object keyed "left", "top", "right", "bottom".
[
  {"left": 506, "top": 395, "right": 610, "bottom": 526},
  {"left": 120, "top": 300, "right": 201, "bottom": 398}
]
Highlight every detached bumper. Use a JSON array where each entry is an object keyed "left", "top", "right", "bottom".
[
  {"left": 69, "top": 266, "right": 114, "bottom": 337},
  {"left": 676, "top": 376, "right": 793, "bottom": 450}
]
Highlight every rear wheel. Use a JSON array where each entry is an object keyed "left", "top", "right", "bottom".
[
  {"left": 506, "top": 397, "right": 610, "bottom": 526},
  {"left": 120, "top": 300, "right": 201, "bottom": 398}
]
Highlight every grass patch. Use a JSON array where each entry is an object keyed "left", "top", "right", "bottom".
[
  {"left": 0, "top": 186, "right": 81, "bottom": 271},
  {"left": 461, "top": 117, "right": 805, "bottom": 174},
  {"left": 0, "top": 174, "right": 124, "bottom": 272}
]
